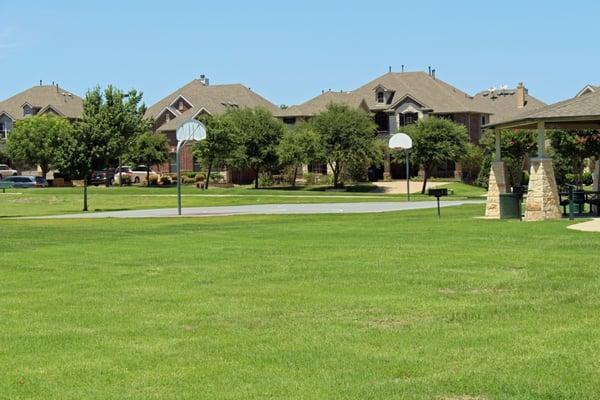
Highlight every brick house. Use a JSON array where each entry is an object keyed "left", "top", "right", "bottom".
[{"left": 145, "top": 76, "right": 279, "bottom": 175}]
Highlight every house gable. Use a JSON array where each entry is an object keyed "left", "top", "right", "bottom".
[{"left": 170, "top": 95, "right": 194, "bottom": 113}]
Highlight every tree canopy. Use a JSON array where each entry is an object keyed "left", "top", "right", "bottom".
[
  {"left": 549, "top": 130, "right": 600, "bottom": 187},
  {"left": 5, "top": 115, "right": 73, "bottom": 177},
  {"left": 128, "top": 132, "right": 169, "bottom": 186},
  {"left": 404, "top": 117, "right": 468, "bottom": 193},
  {"left": 311, "top": 103, "right": 378, "bottom": 188},
  {"left": 277, "top": 123, "right": 323, "bottom": 186},
  {"left": 227, "top": 107, "right": 284, "bottom": 189}
]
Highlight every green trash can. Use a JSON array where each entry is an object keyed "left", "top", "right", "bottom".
[{"left": 499, "top": 193, "right": 521, "bottom": 219}]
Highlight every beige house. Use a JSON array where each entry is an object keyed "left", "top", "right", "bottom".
[
  {"left": 0, "top": 83, "right": 83, "bottom": 140},
  {"left": 276, "top": 70, "right": 545, "bottom": 179},
  {"left": 145, "top": 76, "right": 278, "bottom": 173}
]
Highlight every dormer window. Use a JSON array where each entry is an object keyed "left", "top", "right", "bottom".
[
  {"left": 376, "top": 91, "right": 385, "bottom": 103},
  {"left": 23, "top": 105, "right": 33, "bottom": 116}
]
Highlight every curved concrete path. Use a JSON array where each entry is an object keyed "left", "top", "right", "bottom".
[
  {"left": 25, "top": 201, "right": 480, "bottom": 219},
  {"left": 567, "top": 218, "right": 600, "bottom": 232}
]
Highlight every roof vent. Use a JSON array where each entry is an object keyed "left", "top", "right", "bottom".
[{"left": 199, "top": 75, "right": 209, "bottom": 86}]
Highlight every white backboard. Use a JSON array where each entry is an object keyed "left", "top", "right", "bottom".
[
  {"left": 176, "top": 119, "right": 206, "bottom": 142},
  {"left": 388, "top": 133, "right": 412, "bottom": 150}
]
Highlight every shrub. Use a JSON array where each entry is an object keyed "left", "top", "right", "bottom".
[
  {"left": 144, "top": 175, "right": 159, "bottom": 186},
  {"left": 318, "top": 174, "right": 332, "bottom": 185},
  {"left": 209, "top": 172, "right": 223, "bottom": 184},
  {"left": 119, "top": 174, "right": 132, "bottom": 185},
  {"left": 259, "top": 174, "right": 273, "bottom": 187},
  {"left": 160, "top": 175, "right": 172, "bottom": 185},
  {"left": 304, "top": 172, "right": 316, "bottom": 185},
  {"left": 583, "top": 171, "right": 594, "bottom": 186},
  {"left": 195, "top": 172, "right": 206, "bottom": 182},
  {"left": 182, "top": 177, "right": 196, "bottom": 185}
]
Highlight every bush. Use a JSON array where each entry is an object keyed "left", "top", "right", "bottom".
[
  {"left": 182, "top": 177, "right": 196, "bottom": 185},
  {"left": 259, "top": 174, "right": 273, "bottom": 187},
  {"left": 209, "top": 172, "right": 224, "bottom": 184},
  {"left": 283, "top": 167, "right": 297, "bottom": 185},
  {"left": 144, "top": 175, "right": 159, "bottom": 186},
  {"left": 583, "top": 171, "right": 594, "bottom": 186},
  {"left": 119, "top": 174, "right": 132, "bottom": 185},
  {"left": 160, "top": 175, "right": 172, "bottom": 185},
  {"left": 195, "top": 172, "right": 206, "bottom": 182},
  {"left": 304, "top": 172, "right": 316, "bottom": 185},
  {"left": 318, "top": 174, "right": 332, "bottom": 185}
]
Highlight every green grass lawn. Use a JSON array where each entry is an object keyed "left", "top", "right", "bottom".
[
  {"left": 1, "top": 204, "right": 599, "bottom": 399},
  {"left": 0, "top": 182, "right": 485, "bottom": 217}
]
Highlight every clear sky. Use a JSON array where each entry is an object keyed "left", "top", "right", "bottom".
[{"left": 2, "top": 0, "right": 599, "bottom": 107}]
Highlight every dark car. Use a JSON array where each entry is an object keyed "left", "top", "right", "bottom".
[
  {"left": 3, "top": 176, "right": 48, "bottom": 188},
  {"left": 88, "top": 169, "right": 115, "bottom": 186}
]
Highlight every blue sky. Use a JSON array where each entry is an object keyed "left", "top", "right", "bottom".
[{"left": 2, "top": 0, "right": 599, "bottom": 107}]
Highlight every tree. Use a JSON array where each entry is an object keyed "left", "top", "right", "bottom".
[
  {"left": 277, "top": 123, "right": 323, "bottom": 186},
  {"left": 193, "top": 113, "right": 243, "bottom": 189},
  {"left": 5, "top": 115, "right": 73, "bottom": 178},
  {"left": 460, "top": 143, "right": 485, "bottom": 183},
  {"left": 405, "top": 117, "right": 469, "bottom": 193},
  {"left": 227, "top": 107, "right": 284, "bottom": 189},
  {"left": 549, "top": 130, "right": 600, "bottom": 187},
  {"left": 101, "top": 86, "right": 152, "bottom": 185},
  {"left": 477, "top": 129, "right": 537, "bottom": 188},
  {"left": 312, "top": 103, "right": 378, "bottom": 188},
  {"left": 127, "top": 132, "right": 169, "bottom": 186},
  {"left": 55, "top": 88, "right": 114, "bottom": 211}
]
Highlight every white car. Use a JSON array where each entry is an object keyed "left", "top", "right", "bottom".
[
  {"left": 131, "top": 165, "right": 159, "bottom": 184},
  {"left": 0, "top": 164, "right": 17, "bottom": 179}
]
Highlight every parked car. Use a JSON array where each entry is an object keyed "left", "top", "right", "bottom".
[
  {"left": 2, "top": 176, "right": 48, "bottom": 188},
  {"left": 0, "top": 164, "right": 18, "bottom": 179},
  {"left": 113, "top": 166, "right": 133, "bottom": 184},
  {"left": 88, "top": 169, "right": 115, "bottom": 186},
  {"left": 131, "top": 165, "right": 159, "bottom": 184}
]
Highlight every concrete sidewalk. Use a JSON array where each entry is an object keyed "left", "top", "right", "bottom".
[
  {"left": 567, "top": 218, "right": 600, "bottom": 232},
  {"left": 23, "top": 200, "right": 481, "bottom": 219}
]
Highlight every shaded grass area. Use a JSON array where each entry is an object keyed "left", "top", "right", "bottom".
[
  {"left": 1, "top": 204, "right": 599, "bottom": 399},
  {"left": 0, "top": 182, "right": 485, "bottom": 217}
]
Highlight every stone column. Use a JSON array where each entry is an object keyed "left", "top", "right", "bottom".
[
  {"left": 485, "top": 161, "right": 509, "bottom": 218},
  {"left": 524, "top": 158, "right": 562, "bottom": 221},
  {"left": 593, "top": 159, "right": 600, "bottom": 192}
]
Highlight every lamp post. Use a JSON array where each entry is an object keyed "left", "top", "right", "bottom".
[{"left": 388, "top": 133, "right": 413, "bottom": 201}]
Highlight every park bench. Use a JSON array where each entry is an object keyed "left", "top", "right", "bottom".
[{"left": 0, "top": 181, "right": 14, "bottom": 193}]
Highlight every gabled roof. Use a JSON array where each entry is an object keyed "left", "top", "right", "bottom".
[
  {"left": 576, "top": 84, "right": 600, "bottom": 97},
  {"left": 146, "top": 80, "right": 279, "bottom": 132},
  {"left": 473, "top": 87, "right": 546, "bottom": 123},
  {"left": 0, "top": 85, "right": 83, "bottom": 121},
  {"left": 279, "top": 71, "right": 494, "bottom": 118},
  {"left": 485, "top": 89, "right": 600, "bottom": 130}
]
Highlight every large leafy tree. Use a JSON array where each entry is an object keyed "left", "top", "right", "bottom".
[
  {"left": 5, "top": 115, "right": 73, "bottom": 178},
  {"left": 55, "top": 88, "right": 123, "bottom": 211},
  {"left": 477, "top": 129, "right": 537, "bottom": 188},
  {"left": 548, "top": 130, "right": 600, "bottom": 187},
  {"left": 277, "top": 123, "right": 323, "bottom": 187},
  {"left": 312, "top": 103, "right": 378, "bottom": 188},
  {"left": 127, "top": 132, "right": 169, "bottom": 186},
  {"left": 404, "top": 117, "right": 469, "bottom": 193},
  {"left": 193, "top": 113, "right": 243, "bottom": 189},
  {"left": 228, "top": 107, "right": 284, "bottom": 189},
  {"left": 101, "top": 86, "right": 152, "bottom": 184}
]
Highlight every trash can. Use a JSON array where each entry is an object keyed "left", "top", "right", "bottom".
[{"left": 499, "top": 193, "right": 521, "bottom": 219}]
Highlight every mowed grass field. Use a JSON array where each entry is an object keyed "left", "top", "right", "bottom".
[
  {"left": 2, "top": 204, "right": 600, "bottom": 399},
  {"left": 0, "top": 182, "right": 484, "bottom": 217}
]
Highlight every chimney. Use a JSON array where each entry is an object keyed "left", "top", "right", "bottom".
[
  {"left": 401, "top": 64, "right": 404, "bottom": 72},
  {"left": 432, "top": 69, "right": 436, "bottom": 79},
  {"left": 516, "top": 82, "right": 526, "bottom": 108},
  {"left": 388, "top": 66, "right": 392, "bottom": 73},
  {"left": 199, "top": 74, "right": 209, "bottom": 86},
  {"left": 39, "top": 80, "right": 42, "bottom": 86},
  {"left": 428, "top": 66, "right": 431, "bottom": 76}
]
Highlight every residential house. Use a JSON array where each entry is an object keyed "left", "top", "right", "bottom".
[
  {"left": 0, "top": 83, "right": 83, "bottom": 141},
  {"left": 145, "top": 76, "right": 279, "bottom": 176},
  {"left": 575, "top": 84, "right": 600, "bottom": 97},
  {"left": 473, "top": 83, "right": 546, "bottom": 124}
]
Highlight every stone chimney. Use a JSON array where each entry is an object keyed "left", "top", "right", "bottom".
[{"left": 516, "top": 82, "right": 526, "bottom": 108}]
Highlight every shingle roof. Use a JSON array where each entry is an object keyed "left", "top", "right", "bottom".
[
  {"left": 279, "top": 72, "right": 494, "bottom": 117},
  {"left": 485, "top": 89, "right": 600, "bottom": 129},
  {"left": 146, "top": 80, "right": 279, "bottom": 132},
  {"left": 0, "top": 85, "right": 83, "bottom": 120},
  {"left": 473, "top": 88, "right": 546, "bottom": 123}
]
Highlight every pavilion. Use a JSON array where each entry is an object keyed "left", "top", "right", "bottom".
[{"left": 483, "top": 90, "right": 600, "bottom": 221}]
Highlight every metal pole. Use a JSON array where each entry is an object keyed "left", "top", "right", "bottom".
[
  {"left": 437, "top": 196, "right": 441, "bottom": 219},
  {"left": 406, "top": 149, "right": 410, "bottom": 201},
  {"left": 176, "top": 140, "right": 184, "bottom": 216}
]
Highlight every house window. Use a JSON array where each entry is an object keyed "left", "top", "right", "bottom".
[
  {"left": 376, "top": 91, "right": 384, "bottom": 103},
  {"left": 481, "top": 115, "right": 487, "bottom": 125},
  {"left": 283, "top": 117, "right": 296, "bottom": 125},
  {"left": 23, "top": 106, "right": 32, "bottom": 116},
  {"left": 0, "top": 122, "right": 6, "bottom": 139},
  {"left": 308, "top": 161, "right": 327, "bottom": 175},
  {"left": 399, "top": 113, "right": 419, "bottom": 126}
]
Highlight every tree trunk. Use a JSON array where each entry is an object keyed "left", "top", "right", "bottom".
[
  {"left": 254, "top": 169, "right": 259, "bottom": 189},
  {"left": 205, "top": 163, "right": 213, "bottom": 190},
  {"left": 83, "top": 177, "right": 89, "bottom": 212},
  {"left": 332, "top": 161, "right": 341, "bottom": 188},
  {"left": 147, "top": 170, "right": 150, "bottom": 187},
  {"left": 119, "top": 157, "right": 122, "bottom": 187},
  {"left": 421, "top": 167, "right": 429, "bottom": 194},
  {"left": 292, "top": 166, "right": 298, "bottom": 187}
]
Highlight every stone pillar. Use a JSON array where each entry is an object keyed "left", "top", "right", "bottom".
[
  {"left": 524, "top": 158, "right": 562, "bottom": 221},
  {"left": 593, "top": 159, "right": 600, "bottom": 192},
  {"left": 485, "top": 161, "right": 508, "bottom": 218}
]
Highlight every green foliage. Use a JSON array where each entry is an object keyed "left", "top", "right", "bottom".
[
  {"left": 128, "top": 132, "right": 168, "bottom": 182},
  {"left": 478, "top": 129, "right": 537, "bottom": 188},
  {"left": 5, "top": 115, "right": 73, "bottom": 176},
  {"left": 258, "top": 174, "right": 274, "bottom": 187},
  {"left": 549, "top": 130, "right": 600, "bottom": 187},
  {"left": 277, "top": 123, "right": 323, "bottom": 186},
  {"left": 404, "top": 117, "right": 468, "bottom": 193},
  {"left": 303, "top": 172, "right": 316, "bottom": 185},
  {"left": 195, "top": 172, "right": 206, "bottom": 182},
  {"left": 312, "top": 103, "right": 378, "bottom": 188},
  {"left": 460, "top": 143, "right": 484, "bottom": 183}
]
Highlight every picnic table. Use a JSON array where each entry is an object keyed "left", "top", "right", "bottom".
[
  {"left": 559, "top": 189, "right": 600, "bottom": 216},
  {"left": 0, "top": 181, "right": 14, "bottom": 193}
]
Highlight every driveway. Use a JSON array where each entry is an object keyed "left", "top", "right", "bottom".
[{"left": 24, "top": 200, "right": 480, "bottom": 219}]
